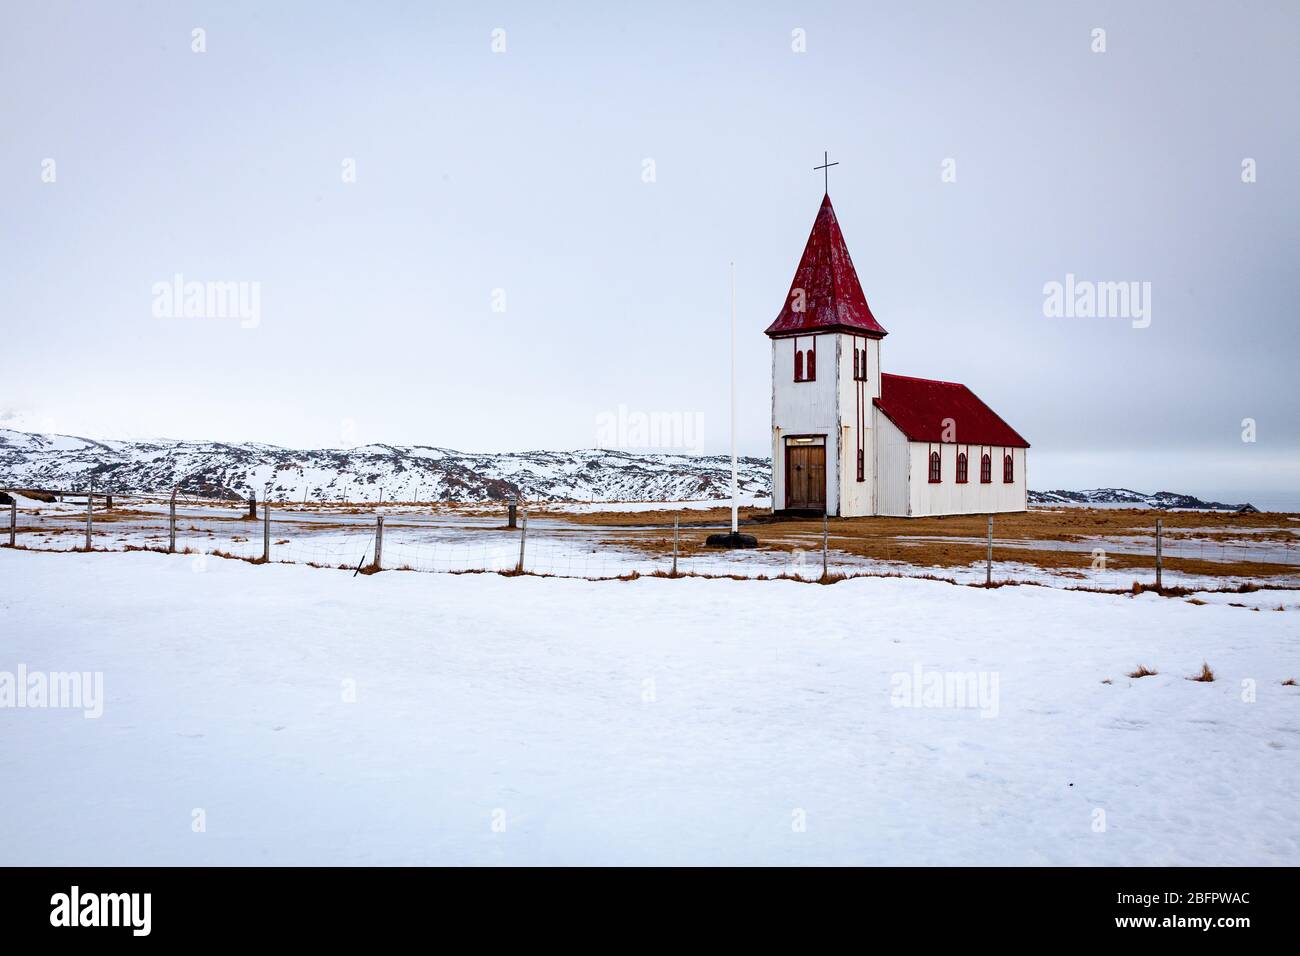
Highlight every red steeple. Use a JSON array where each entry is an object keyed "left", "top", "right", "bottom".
[{"left": 764, "top": 193, "right": 887, "bottom": 339}]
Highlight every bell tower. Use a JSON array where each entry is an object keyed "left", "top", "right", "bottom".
[{"left": 765, "top": 190, "right": 887, "bottom": 517}]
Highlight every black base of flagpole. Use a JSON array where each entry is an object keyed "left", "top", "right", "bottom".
[{"left": 705, "top": 531, "right": 758, "bottom": 549}]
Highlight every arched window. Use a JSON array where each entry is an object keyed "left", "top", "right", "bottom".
[
  {"left": 794, "top": 350, "right": 803, "bottom": 381},
  {"left": 806, "top": 348, "right": 816, "bottom": 380},
  {"left": 1003, "top": 453, "right": 1014, "bottom": 483},
  {"left": 956, "top": 452, "right": 968, "bottom": 483},
  {"left": 928, "top": 450, "right": 941, "bottom": 483},
  {"left": 980, "top": 453, "right": 992, "bottom": 483},
  {"left": 853, "top": 349, "right": 860, "bottom": 379},
  {"left": 857, "top": 449, "right": 865, "bottom": 482}
]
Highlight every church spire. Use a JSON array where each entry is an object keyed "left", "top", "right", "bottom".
[{"left": 764, "top": 193, "right": 888, "bottom": 339}]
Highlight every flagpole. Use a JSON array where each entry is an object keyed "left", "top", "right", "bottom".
[
  {"left": 730, "top": 260, "right": 738, "bottom": 534},
  {"left": 705, "top": 258, "right": 755, "bottom": 550}
]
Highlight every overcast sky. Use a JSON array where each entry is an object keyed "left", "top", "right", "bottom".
[{"left": 2, "top": 1, "right": 1296, "bottom": 497}]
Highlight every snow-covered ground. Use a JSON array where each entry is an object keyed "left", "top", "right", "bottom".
[{"left": 2, "top": 549, "right": 1297, "bottom": 865}]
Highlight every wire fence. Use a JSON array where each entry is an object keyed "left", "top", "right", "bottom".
[{"left": 2, "top": 491, "right": 1297, "bottom": 594}]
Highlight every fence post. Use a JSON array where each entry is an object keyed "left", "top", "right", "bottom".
[
  {"left": 672, "top": 515, "right": 679, "bottom": 577},
  {"left": 263, "top": 496, "right": 271, "bottom": 562},
  {"left": 986, "top": 515, "right": 993, "bottom": 586},
  {"left": 8, "top": 499, "right": 15, "bottom": 547},
  {"left": 507, "top": 499, "right": 517, "bottom": 530},
  {"left": 85, "top": 488, "right": 93, "bottom": 550},
  {"left": 374, "top": 514, "right": 384, "bottom": 570},
  {"left": 169, "top": 488, "right": 177, "bottom": 553},
  {"left": 516, "top": 508, "right": 528, "bottom": 573},
  {"left": 822, "top": 512, "right": 829, "bottom": 580},
  {"left": 248, "top": 493, "right": 257, "bottom": 520},
  {"left": 1155, "top": 517, "right": 1163, "bottom": 591}
]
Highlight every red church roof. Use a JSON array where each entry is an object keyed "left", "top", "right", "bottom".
[
  {"left": 765, "top": 193, "right": 888, "bottom": 339},
  {"left": 873, "top": 373, "right": 1030, "bottom": 448}
]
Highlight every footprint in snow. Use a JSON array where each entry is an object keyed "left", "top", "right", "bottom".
[{"left": 1108, "top": 718, "right": 1148, "bottom": 731}]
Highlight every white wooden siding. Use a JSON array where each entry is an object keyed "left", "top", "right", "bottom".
[{"left": 907, "top": 444, "right": 1027, "bottom": 516}]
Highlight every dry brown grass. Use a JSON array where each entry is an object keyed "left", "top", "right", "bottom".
[
  {"left": 1187, "top": 662, "right": 1216, "bottom": 682},
  {"left": 554, "top": 505, "right": 769, "bottom": 528},
  {"left": 210, "top": 549, "right": 267, "bottom": 565},
  {"left": 1127, "top": 664, "right": 1158, "bottom": 678},
  {"left": 563, "top": 504, "right": 1297, "bottom": 539},
  {"left": 1282, "top": 678, "right": 1297, "bottom": 687},
  {"left": 608, "top": 523, "right": 1296, "bottom": 581}
]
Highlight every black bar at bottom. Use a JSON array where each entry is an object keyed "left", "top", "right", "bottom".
[{"left": 0, "top": 866, "right": 1285, "bottom": 942}]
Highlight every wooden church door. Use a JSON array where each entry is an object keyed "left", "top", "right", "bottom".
[{"left": 785, "top": 444, "right": 827, "bottom": 512}]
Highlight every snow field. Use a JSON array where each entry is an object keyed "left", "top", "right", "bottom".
[{"left": 2, "top": 549, "right": 1297, "bottom": 865}]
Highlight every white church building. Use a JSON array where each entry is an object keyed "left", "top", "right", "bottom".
[{"left": 767, "top": 193, "right": 1029, "bottom": 517}]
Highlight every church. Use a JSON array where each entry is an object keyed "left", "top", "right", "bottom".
[{"left": 767, "top": 192, "right": 1029, "bottom": 517}]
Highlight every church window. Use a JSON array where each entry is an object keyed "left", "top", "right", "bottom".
[
  {"left": 956, "top": 452, "right": 968, "bottom": 483},
  {"left": 807, "top": 348, "right": 816, "bottom": 380},
  {"left": 928, "top": 450, "right": 941, "bottom": 483},
  {"left": 1003, "top": 453, "right": 1014, "bottom": 483},
  {"left": 794, "top": 350, "right": 803, "bottom": 381},
  {"left": 980, "top": 454, "right": 992, "bottom": 483},
  {"left": 857, "top": 449, "right": 864, "bottom": 482}
]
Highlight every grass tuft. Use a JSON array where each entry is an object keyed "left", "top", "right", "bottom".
[
  {"left": 1127, "top": 664, "right": 1158, "bottom": 679},
  {"left": 1187, "top": 662, "right": 1216, "bottom": 683}
]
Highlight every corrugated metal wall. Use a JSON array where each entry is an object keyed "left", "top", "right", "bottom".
[
  {"left": 874, "top": 412, "right": 912, "bottom": 515},
  {"left": 771, "top": 333, "right": 840, "bottom": 513},
  {"left": 836, "top": 335, "right": 880, "bottom": 516}
]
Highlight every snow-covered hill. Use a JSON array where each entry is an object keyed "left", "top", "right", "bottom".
[
  {"left": 0, "top": 428, "right": 770, "bottom": 503},
  {"left": 1028, "top": 488, "right": 1251, "bottom": 511}
]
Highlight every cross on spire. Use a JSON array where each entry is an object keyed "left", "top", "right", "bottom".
[{"left": 814, "top": 150, "right": 839, "bottom": 193}]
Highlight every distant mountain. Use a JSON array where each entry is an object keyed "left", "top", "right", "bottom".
[
  {"left": 0, "top": 429, "right": 770, "bottom": 503},
  {"left": 1028, "top": 488, "right": 1253, "bottom": 511},
  {"left": 0, "top": 429, "right": 1257, "bottom": 510}
]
